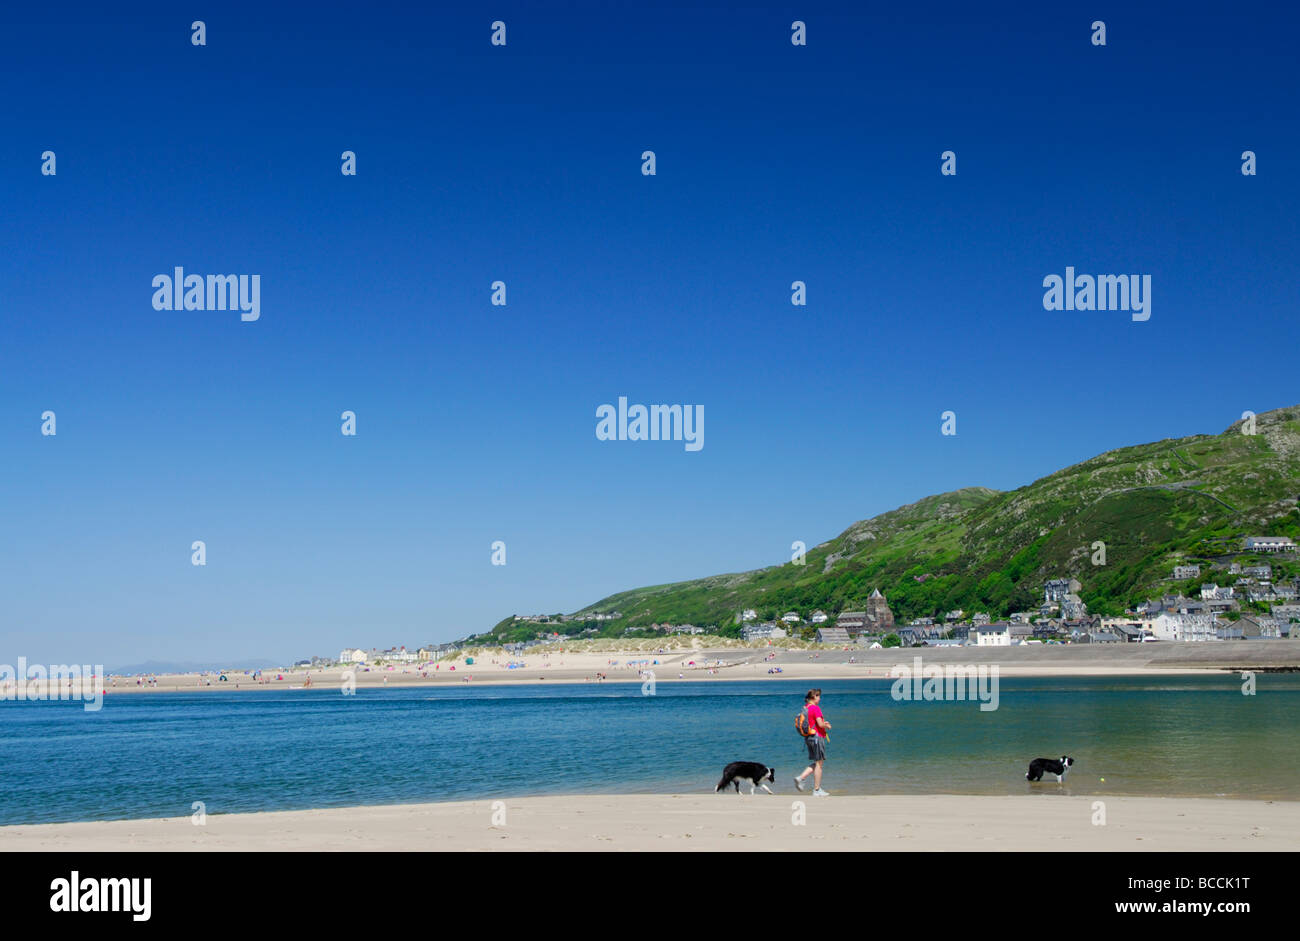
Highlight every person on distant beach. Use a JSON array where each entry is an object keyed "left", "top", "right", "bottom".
[{"left": 794, "top": 688, "right": 831, "bottom": 796}]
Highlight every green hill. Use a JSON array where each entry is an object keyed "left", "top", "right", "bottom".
[{"left": 493, "top": 406, "right": 1300, "bottom": 641}]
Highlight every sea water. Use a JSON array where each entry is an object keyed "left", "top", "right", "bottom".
[{"left": 1, "top": 674, "right": 1297, "bottom": 825}]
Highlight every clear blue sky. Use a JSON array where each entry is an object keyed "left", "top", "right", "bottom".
[{"left": 3, "top": 1, "right": 1297, "bottom": 666}]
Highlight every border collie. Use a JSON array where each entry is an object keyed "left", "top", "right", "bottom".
[
  {"left": 1026, "top": 755, "right": 1075, "bottom": 782},
  {"left": 715, "top": 761, "right": 776, "bottom": 794}
]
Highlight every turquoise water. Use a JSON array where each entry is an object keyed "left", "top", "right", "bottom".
[{"left": 2, "top": 674, "right": 1298, "bottom": 825}]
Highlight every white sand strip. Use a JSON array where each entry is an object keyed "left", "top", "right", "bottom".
[{"left": 2, "top": 794, "right": 1295, "bottom": 852}]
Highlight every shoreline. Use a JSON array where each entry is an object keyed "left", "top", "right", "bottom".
[
  {"left": 88, "top": 663, "right": 1237, "bottom": 694},
  {"left": 5, "top": 794, "right": 1296, "bottom": 851},
  {"left": 79, "top": 642, "right": 1300, "bottom": 694}
]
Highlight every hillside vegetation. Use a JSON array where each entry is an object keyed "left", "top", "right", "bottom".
[{"left": 491, "top": 407, "right": 1300, "bottom": 641}]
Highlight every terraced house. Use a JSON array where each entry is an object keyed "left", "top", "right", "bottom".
[{"left": 1244, "top": 536, "right": 1296, "bottom": 553}]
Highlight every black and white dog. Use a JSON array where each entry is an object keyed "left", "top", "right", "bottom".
[
  {"left": 715, "top": 761, "right": 776, "bottom": 794},
  {"left": 1025, "top": 755, "right": 1075, "bottom": 782}
]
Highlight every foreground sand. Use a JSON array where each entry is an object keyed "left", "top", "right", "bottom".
[{"left": 4, "top": 794, "right": 1296, "bottom": 851}]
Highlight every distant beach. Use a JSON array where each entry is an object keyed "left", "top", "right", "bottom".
[{"left": 87, "top": 640, "right": 1300, "bottom": 694}]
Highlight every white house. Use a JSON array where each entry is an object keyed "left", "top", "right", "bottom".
[
  {"left": 974, "top": 624, "right": 1011, "bottom": 646},
  {"left": 741, "top": 609, "right": 758, "bottom": 622},
  {"left": 339, "top": 648, "right": 368, "bottom": 663},
  {"left": 810, "top": 610, "right": 828, "bottom": 624},
  {"left": 1151, "top": 613, "right": 1219, "bottom": 642},
  {"left": 1151, "top": 613, "right": 1182, "bottom": 641},
  {"left": 1173, "top": 564, "right": 1201, "bottom": 580},
  {"left": 742, "top": 622, "right": 786, "bottom": 642},
  {"left": 781, "top": 612, "right": 801, "bottom": 623}
]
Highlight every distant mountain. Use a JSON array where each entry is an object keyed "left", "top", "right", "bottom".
[
  {"left": 492, "top": 405, "right": 1300, "bottom": 639},
  {"left": 107, "top": 658, "right": 284, "bottom": 676}
]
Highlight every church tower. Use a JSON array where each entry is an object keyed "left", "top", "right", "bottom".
[{"left": 865, "top": 588, "right": 895, "bottom": 632}]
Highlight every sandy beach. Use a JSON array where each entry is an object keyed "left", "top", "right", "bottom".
[
  {"left": 79, "top": 640, "right": 1300, "bottom": 695},
  {"left": 4, "top": 794, "right": 1295, "bottom": 852}
]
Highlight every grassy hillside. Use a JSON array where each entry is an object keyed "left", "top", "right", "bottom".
[{"left": 492, "top": 407, "right": 1300, "bottom": 641}]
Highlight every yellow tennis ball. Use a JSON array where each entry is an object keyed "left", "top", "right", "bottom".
[{"left": 1100, "top": 777, "right": 1105, "bottom": 782}]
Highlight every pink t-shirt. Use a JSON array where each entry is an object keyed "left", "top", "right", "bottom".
[{"left": 806, "top": 703, "right": 826, "bottom": 737}]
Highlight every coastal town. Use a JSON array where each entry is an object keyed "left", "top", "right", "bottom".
[{"left": 311, "top": 536, "right": 1299, "bottom": 668}]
